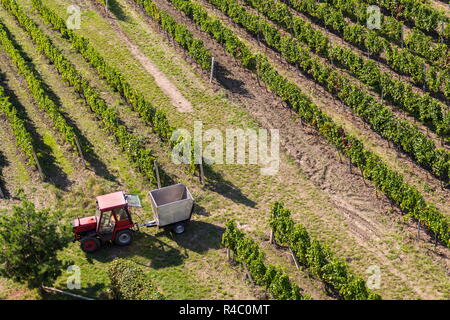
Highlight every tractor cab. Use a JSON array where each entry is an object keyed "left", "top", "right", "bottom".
[{"left": 73, "top": 191, "right": 142, "bottom": 253}]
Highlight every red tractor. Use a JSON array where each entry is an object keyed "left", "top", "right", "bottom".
[
  {"left": 72, "top": 191, "right": 141, "bottom": 253},
  {"left": 73, "top": 184, "right": 195, "bottom": 253}
]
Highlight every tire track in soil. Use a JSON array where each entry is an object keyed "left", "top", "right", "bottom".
[
  {"left": 275, "top": 0, "right": 450, "bottom": 104},
  {"left": 131, "top": 0, "right": 449, "bottom": 299},
  {"left": 238, "top": 0, "right": 450, "bottom": 151},
  {"left": 90, "top": 1, "right": 193, "bottom": 113},
  {"left": 195, "top": 0, "right": 450, "bottom": 216}
]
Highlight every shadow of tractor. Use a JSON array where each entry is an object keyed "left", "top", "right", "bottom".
[{"left": 82, "top": 220, "right": 224, "bottom": 270}]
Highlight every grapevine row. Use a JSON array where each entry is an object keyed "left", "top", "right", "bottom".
[
  {"left": 166, "top": 0, "right": 450, "bottom": 246},
  {"left": 0, "top": 150, "right": 5, "bottom": 195},
  {"left": 0, "top": 20, "right": 83, "bottom": 155},
  {"left": 33, "top": 0, "right": 213, "bottom": 174},
  {"left": 231, "top": 0, "right": 450, "bottom": 141},
  {"left": 204, "top": 0, "right": 450, "bottom": 182},
  {"left": 0, "top": 79, "right": 36, "bottom": 166},
  {"left": 0, "top": 0, "right": 158, "bottom": 182},
  {"left": 317, "top": 0, "right": 448, "bottom": 66},
  {"left": 269, "top": 202, "right": 381, "bottom": 300},
  {"left": 360, "top": 0, "right": 449, "bottom": 37},
  {"left": 31, "top": 0, "right": 173, "bottom": 142},
  {"left": 222, "top": 220, "right": 312, "bottom": 300},
  {"left": 95, "top": 0, "right": 213, "bottom": 71},
  {"left": 282, "top": 0, "right": 450, "bottom": 99}
]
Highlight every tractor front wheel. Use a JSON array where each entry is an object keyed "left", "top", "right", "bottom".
[
  {"left": 115, "top": 230, "right": 133, "bottom": 246},
  {"left": 80, "top": 237, "right": 100, "bottom": 253}
]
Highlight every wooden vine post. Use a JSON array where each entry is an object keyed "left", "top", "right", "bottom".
[
  {"left": 199, "top": 158, "right": 205, "bottom": 186},
  {"left": 74, "top": 136, "right": 86, "bottom": 167},
  {"left": 153, "top": 160, "right": 161, "bottom": 189},
  {"left": 243, "top": 262, "right": 254, "bottom": 284},
  {"left": 423, "top": 64, "right": 427, "bottom": 91},
  {"left": 256, "top": 61, "right": 261, "bottom": 87},
  {"left": 401, "top": 25, "right": 404, "bottom": 49},
  {"left": 360, "top": 167, "right": 367, "bottom": 185},
  {"left": 257, "top": 23, "right": 261, "bottom": 46},
  {"left": 32, "top": 149, "right": 45, "bottom": 181},
  {"left": 289, "top": 247, "right": 300, "bottom": 270},
  {"left": 209, "top": 56, "right": 215, "bottom": 83}
]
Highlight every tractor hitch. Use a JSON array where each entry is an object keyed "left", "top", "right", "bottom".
[{"left": 142, "top": 220, "right": 157, "bottom": 228}]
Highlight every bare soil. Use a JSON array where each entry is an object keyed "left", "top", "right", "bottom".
[
  {"left": 1, "top": 0, "right": 448, "bottom": 299},
  {"left": 92, "top": 2, "right": 193, "bottom": 112},
  {"left": 145, "top": 0, "right": 449, "bottom": 298},
  {"left": 192, "top": 0, "right": 450, "bottom": 216}
]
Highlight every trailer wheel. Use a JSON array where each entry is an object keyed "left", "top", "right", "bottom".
[
  {"left": 80, "top": 237, "right": 100, "bottom": 253},
  {"left": 172, "top": 223, "right": 185, "bottom": 234},
  {"left": 115, "top": 230, "right": 133, "bottom": 246}
]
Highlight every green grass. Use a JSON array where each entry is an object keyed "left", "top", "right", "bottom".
[{"left": 0, "top": 0, "right": 448, "bottom": 300}]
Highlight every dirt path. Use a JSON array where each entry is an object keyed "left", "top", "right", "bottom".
[
  {"left": 141, "top": 0, "right": 449, "bottom": 299},
  {"left": 2, "top": 0, "right": 446, "bottom": 299},
  {"left": 195, "top": 0, "right": 450, "bottom": 216},
  {"left": 91, "top": 2, "right": 193, "bottom": 113},
  {"left": 239, "top": 0, "right": 449, "bottom": 149}
]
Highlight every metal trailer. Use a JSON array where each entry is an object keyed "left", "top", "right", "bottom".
[{"left": 146, "top": 184, "right": 194, "bottom": 234}]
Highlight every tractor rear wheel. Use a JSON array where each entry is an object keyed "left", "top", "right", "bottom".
[
  {"left": 80, "top": 237, "right": 100, "bottom": 253},
  {"left": 115, "top": 230, "right": 133, "bottom": 246}
]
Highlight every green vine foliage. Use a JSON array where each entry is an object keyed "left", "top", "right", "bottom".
[
  {"left": 31, "top": 0, "right": 173, "bottom": 143},
  {"left": 238, "top": 0, "right": 449, "bottom": 140},
  {"left": 168, "top": 0, "right": 449, "bottom": 246},
  {"left": 270, "top": 202, "right": 382, "bottom": 300},
  {"left": 0, "top": 81, "right": 36, "bottom": 166},
  {"left": 222, "top": 220, "right": 311, "bottom": 300},
  {"left": 312, "top": 0, "right": 448, "bottom": 67},
  {"left": 108, "top": 259, "right": 164, "bottom": 300},
  {"left": 0, "top": 20, "right": 81, "bottom": 154},
  {"left": 33, "top": 0, "right": 205, "bottom": 174},
  {"left": 286, "top": 0, "right": 450, "bottom": 98},
  {"left": 204, "top": 0, "right": 450, "bottom": 181},
  {"left": 362, "top": 0, "right": 449, "bottom": 37},
  {"left": 316, "top": 0, "right": 448, "bottom": 67},
  {"left": 134, "top": 0, "right": 212, "bottom": 71},
  {"left": 1, "top": 0, "right": 158, "bottom": 182},
  {"left": 282, "top": 0, "right": 450, "bottom": 98}
]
